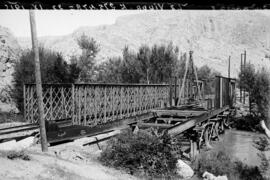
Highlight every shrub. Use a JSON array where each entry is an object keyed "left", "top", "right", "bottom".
[
  {"left": 231, "top": 115, "right": 262, "bottom": 132},
  {"left": 99, "top": 129, "right": 177, "bottom": 177},
  {"left": 234, "top": 161, "right": 264, "bottom": 180},
  {"left": 254, "top": 136, "right": 270, "bottom": 179},
  {"left": 1, "top": 150, "right": 31, "bottom": 161},
  {"left": 194, "top": 147, "right": 234, "bottom": 177},
  {"left": 193, "top": 146, "right": 264, "bottom": 180}
]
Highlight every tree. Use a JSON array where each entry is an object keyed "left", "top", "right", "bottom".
[
  {"left": 121, "top": 46, "right": 142, "bottom": 83},
  {"left": 76, "top": 34, "right": 100, "bottom": 82},
  {"left": 197, "top": 65, "right": 221, "bottom": 95},
  {"left": 136, "top": 45, "right": 151, "bottom": 83},
  {"left": 68, "top": 56, "right": 82, "bottom": 83},
  {"left": 238, "top": 63, "right": 256, "bottom": 113},
  {"left": 253, "top": 68, "right": 270, "bottom": 127},
  {"left": 238, "top": 63, "right": 270, "bottom": 129},
  {"left": 11, "top": 47, "right": 78, "bottom": 112},
  {"left": 95, "top": 57, "right": 123, "bottom": 83},
  {"left": 148, "top": 43, "right": 179, "bottom": 83}
]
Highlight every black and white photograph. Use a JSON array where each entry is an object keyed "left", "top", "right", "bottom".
[{"left": 0, "top": 9, "right": 270, "bottom": 180}]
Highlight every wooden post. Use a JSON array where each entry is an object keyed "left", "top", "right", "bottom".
[
  {"left": 174, "top": 76, "right": 177, "bottom": 105},
  {"left": 71, "top": 84, "right": 75, "bottom": 125},
  {"left": 30, "top": 87, "right": 34, "bottom": 122},
  {"left": 190, "top": 139, "right": 198, "bottom": 161},
  {"left": 147, "top": 68, "right": 149, "bottom": 84},
  {"left": 169, "top": 78, "right": 172, "bottom": 107},
  {"left": 104, "top": 87, "right": 107, "bottom": 123},
  {"left": 243, "top": 50, "right": 246, "bottom": 105},
  {"left": 63, "top": 87, "right": 67, "bottom": 118},
  {"left": 78, "top": 86, "right": 81, "bottom": 124},
  {"left": 240, "top": 54, "right": 243, "bottom": 103},
  {"left": 220, "top": 77, "right": 223, "bottom": 108},
  {"left": 29, "top": 10, "right": 48, "bottom": 152},
  {"left": 228, "top": 56, "right": 231, "bottom": 79},
  {"left": 61, "top": 87, "right": 65, "bottom": 119},
  {"left": 84, "top": 85, "right": 87, "bottom": 126},
  {"left": 120, "top": 87, "right": 123, "bottom": 119},
  {"left": 23, "top": 84, "right": 26, "bottom": 121},
  {"left": 50, "top": 87, "right": 52, "bottom": 120}
]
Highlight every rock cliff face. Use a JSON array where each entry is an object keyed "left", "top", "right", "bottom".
[
  {"left": 18, "top": 11, "right": 270, "bottom": 78},
  {"left": 0, "top": 26, "right": 21, "bottom": 112}
]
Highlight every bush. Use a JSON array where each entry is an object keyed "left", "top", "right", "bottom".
[
  {"left": 235, "top": 161, "right": 264, "bottom": 180},
  {"left": 193, "top": 146, "right": 264, "bottom": 180},
  {"left": 7, "top": 150, "right": 30, "bottom": 161},
  {"left": 254, "top": 136, "right": 270, "bottom": 179},
  {"left": 0, "top": 150, "right": 31, "bottom": 161},
  {"left": 194, "top": 147, "right": 235, "bottom": 177},
  {"left": 99, "top": 129, "right": 177, "bottom": 177},
  {"left": 231, "top": 115, "right": 262, "bottom": 132}
]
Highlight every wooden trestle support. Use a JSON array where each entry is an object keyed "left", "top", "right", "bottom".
[{"left": 131, "top": 106, "right": 235, "bottom": 162}]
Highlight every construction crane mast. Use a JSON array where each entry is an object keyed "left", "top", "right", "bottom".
[{"left": 177, "top": 51, "right": 203, "bottom": 107}]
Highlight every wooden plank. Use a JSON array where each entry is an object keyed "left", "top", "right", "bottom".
[
  {"left": 217, "top": 114, "right": 228, "bottom": 118},
  {"left": 156, "top": 117, "right": 188, "bottom": 122},
  {"left": 152, "top": 109, "right": 207, "bottom": 117},
  {"left": 0, "top": 126, "right": 38, "bottom": 135},
  {"left": 209, "top": 118, "right": 221, "bottom": 121},
  {"left": 168, "top": 106, "right": 229, "bottom": 135},
  {"left": 137, "top": 123, "right": 172, "bottom": 128},
  {"left": 0, "top": 123, "right": 37, "bottom": 131}
]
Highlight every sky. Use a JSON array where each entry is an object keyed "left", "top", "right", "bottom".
[{"left": 0, "top": 10, "right": 144, "bottom": 37}]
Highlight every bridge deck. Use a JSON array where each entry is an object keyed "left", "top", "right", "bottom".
[{"left": 135, "top": 105, "right": 230, "bottom": 136}]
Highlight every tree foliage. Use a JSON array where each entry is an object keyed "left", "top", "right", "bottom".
[
  {"left": 239, "top": 64, "right": 270, "bottom": 126},
  {"left": 11, "top": 47, "right": 80, "bottom": 111},
  {"left": 96, "top": 43, "right": 180, "bottom": 84},
  {"left": 253, "top": 68, "right": 270, "bottom": 121},
  {"left": 95, "top": 57, "right": 123, "bottom": 83},
  {"left": 76, "top": 34, "right": 100, "bottom": 82},
  {"left": 197, "top": 65, "right": 221, "bottom": 94}
]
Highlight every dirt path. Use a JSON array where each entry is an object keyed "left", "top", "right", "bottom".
[{"left": 0, "top": 144, "right": 138, "bottom": 180}]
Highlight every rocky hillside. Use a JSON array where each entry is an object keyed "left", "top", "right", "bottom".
[
  {"left": 0, "top": 26, "right": 21, "bottom": 112},
  {"left": 18, "top": 11, "right": 270, "bottom": 78}
]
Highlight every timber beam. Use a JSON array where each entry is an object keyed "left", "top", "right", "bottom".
[
  {"left": 151, "top": 109, "right": 207, "bottom": 118},
  {"left": 168, "top": 106, "right": 229, "bottom": 136},
  {"left": 137, "top": 123, "right": 173, "bottom": 129}
]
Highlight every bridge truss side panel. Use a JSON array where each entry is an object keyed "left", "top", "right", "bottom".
[{"left": 24, "top": 84, "right": 170, "bottom": 126}]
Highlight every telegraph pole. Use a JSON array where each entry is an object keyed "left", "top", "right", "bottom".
[{"left": 29, "top": 10, "right": 48, "bottom": 152}]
